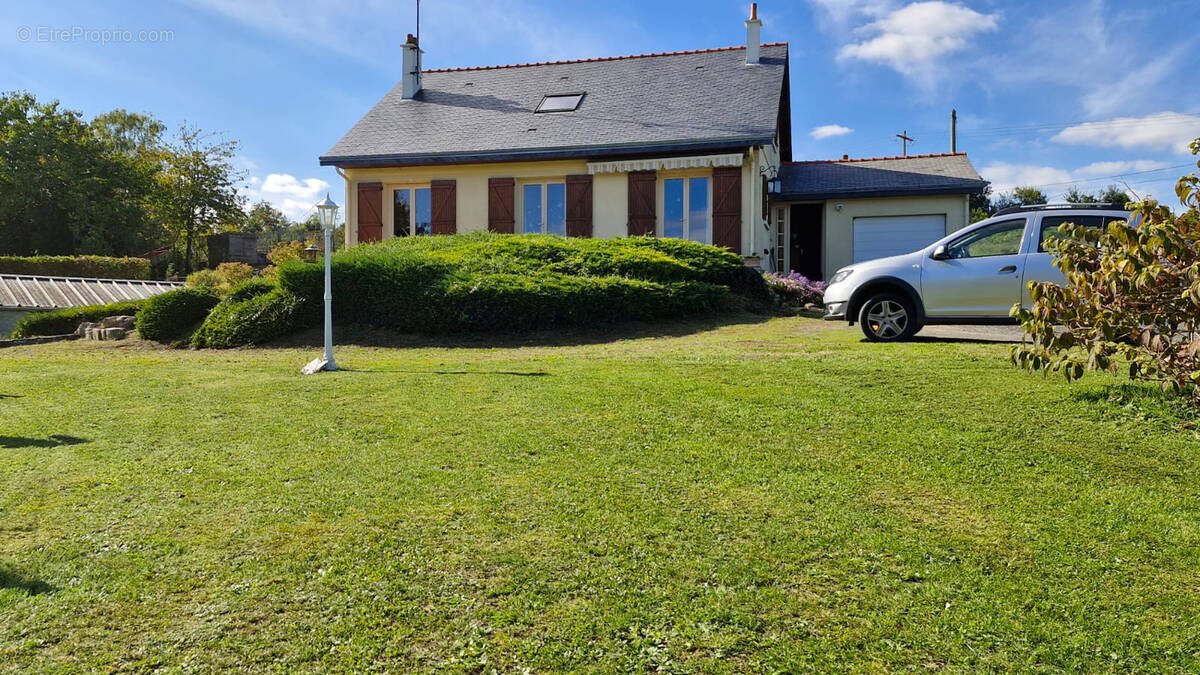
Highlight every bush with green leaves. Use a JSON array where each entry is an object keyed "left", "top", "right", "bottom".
[
  {"left": 8, "top": 300, "right": 146, "bottom": 338},
  {"left": 191, "top": 286, "right": 311, "bottom": 348},
  {"left": 1013, "top": 140, "right": 1200, "bottom": 403},
  {"left": 0, "top": 255, "right": 150, "bottom": 279},
  {"left": 136, "top": 287, "right": 220, "bottom": 344},
  {"left": 276, "top": 233, "right": 758, "bottom": 335}
]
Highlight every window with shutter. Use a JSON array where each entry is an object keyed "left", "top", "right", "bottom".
[
  {"left": 565, "top": 174, "right": 593, "bottom": 237},
  {"left": 430, "top": 179, "right": 456, "bottom": 235},
  {"left": 627, "top": 171, "right": 656, "bottom": 236},
  {"left": 356, "top": 182, "right": 383, "bottom": 243},
  {"left": 712, "top": 167, "right": 742, "bottom": 252}
]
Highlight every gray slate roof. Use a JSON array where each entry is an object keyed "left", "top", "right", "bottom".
[
  {"left": 0, "top": 275, "right": 183, "bottom": 311},
  {"left": 322, "top": 44, "right": 789, "bottom": 167},
  {"left": 778, "top": 153, "right": 986, "bottom": 201}
]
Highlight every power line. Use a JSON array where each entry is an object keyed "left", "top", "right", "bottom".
[{"left": 992, "top": 162, "right": 1195, "bottom": 192}]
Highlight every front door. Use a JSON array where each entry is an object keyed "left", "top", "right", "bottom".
[
  {"left": 922, "top": 218, "right": 1029, "bottom": 318},
  {"left": 789, "top": 203, "right": 823, "bottom": 280}
]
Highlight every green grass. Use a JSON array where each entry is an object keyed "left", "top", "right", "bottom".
[{"left": 2, "top": 317, "right": 1199, "bottom": 671}]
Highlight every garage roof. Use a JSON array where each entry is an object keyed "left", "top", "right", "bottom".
[
  {"left": 0, "top": 275, "right": 183, "bottom": 311},
  {"left": 778, "top": 152, "right": 986, "bottom": 201}
]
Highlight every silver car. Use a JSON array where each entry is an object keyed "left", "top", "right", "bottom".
[{"left": 822, "top": 204, "right": 1132, "bottom": 341}]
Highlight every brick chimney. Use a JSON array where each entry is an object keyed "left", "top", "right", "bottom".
[
  {"left": 745, "top": 3, "right": 762, "bottom": 65},
  {"left": 401, "top": 34, "right": 423, "bottom": 99}
]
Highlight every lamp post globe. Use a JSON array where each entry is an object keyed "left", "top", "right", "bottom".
[{"left": 316, "top": 193, "right": 338, "bottom": 229}]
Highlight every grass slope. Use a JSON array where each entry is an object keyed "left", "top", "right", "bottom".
[{"left": 2, "top": 317, "right": 1199, "bottom": 671}]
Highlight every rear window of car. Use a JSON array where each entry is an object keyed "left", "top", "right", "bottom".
[{"left": 1039, "top": 215, "right": 1104, "bottom": 252}]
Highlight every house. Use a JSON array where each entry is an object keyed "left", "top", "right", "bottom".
[{"left": 321, "top": 4, "right": 985, "bottom": 280}]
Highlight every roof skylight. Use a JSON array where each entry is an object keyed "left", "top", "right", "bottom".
[{"left": 535, "top": 93, "right": 584, "bottom": 113}]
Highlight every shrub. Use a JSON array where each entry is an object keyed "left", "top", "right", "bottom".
[
  {"left": 136, "top": 287, "right": 221, "bottom": 344},
  {"left": 764, "top": 271, "right": 828, "bottom": 307},
  {"left": 186, "top": 269, "right": 221, "bottom": 291},
  {"left": 1013, "top": 140, "right": 1200, "bottom": 403},
  {"left": 273, "top": 233, "right": 754, "bottom": 337},
  {"left": 191, "top": 288, "right": 312, "bottom": 348},
  {"left": 9, "top": 300, "right": 146, "bottom": 338},
  {"left": 267, "top": 240, "right": 307, "bottom": 265},
  {"left": 215, "top": 262, "right": 253, "bottom": 289},
  {"left": 0, "top": 255, "right": 150, "bottom": 280}
]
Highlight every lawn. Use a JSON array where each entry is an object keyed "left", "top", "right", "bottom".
[{"left": 2, "top": 316, "right": 1199, "bottom": 671}]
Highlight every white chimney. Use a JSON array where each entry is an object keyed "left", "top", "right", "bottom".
[
  {"left": 401, "top": 33, "right": 423, "bottom": 99},
  {"left": 745, "top": 3, "right": 762, "bottom": 65}
]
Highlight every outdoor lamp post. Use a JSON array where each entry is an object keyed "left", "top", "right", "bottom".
[
  {"left": 303, "top": 193, "right": 339, "bottom": 374},
  {"left": 302, "top": 243, "right": 319, "bottom": 263}
]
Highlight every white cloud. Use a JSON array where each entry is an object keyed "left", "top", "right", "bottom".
[
  {"left": 1074, "top": 159, "right": 1170, "bottom": 177},
  {"left": 244, "top": 172, "right": 332, "bottom": 222},
  {"left": 836, "top": 2, "right": 999, "bottom": 85},
  {"left": 810, "top": 124, "right": 854, "bottom": 140},
  {"left": 1052, "top": 112, "right": 1200, "bottom": 155},
  {"left": 979, "top": 163, "right": 1074, "bottom": 195}
]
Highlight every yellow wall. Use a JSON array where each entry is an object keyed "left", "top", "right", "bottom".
[
  {"left": 820, "top": 194, "right": 970, "bottom": 280},
  {"left": 340, "top": 152, "right": 774, "bottom": 257}
]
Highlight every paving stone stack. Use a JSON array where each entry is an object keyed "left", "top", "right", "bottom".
[{"left": 76, "top": 315, "right": 136, "bottom": 341}]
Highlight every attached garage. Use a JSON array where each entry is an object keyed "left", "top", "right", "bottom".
[
  {"left": 773, "top": 153, "right": 987, "bottom": 279},
  {"left": 851, "top": 214, "right": 947, "bottom": 263}
]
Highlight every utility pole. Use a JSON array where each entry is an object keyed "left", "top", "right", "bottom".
[
  {"left": 896, "top": 130, "right": 915, "bottom": 156},
  {"left": 951, "top": 109, "right": 957, "bottom": 153}
]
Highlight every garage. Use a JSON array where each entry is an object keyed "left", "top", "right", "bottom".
[
  {"left": 852, "top": 214, "right": 946, "bottom": 263},
  {"left": 773, "top": 153, "right": 987, "bottom": 279}
]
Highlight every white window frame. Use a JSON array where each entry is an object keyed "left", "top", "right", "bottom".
[
  {"left": 656, "top": 171, "right": 713, "bottom": 244},
  {"left": 387, "top": 183, "right": 432, "bottom": 238},
  {"left": 516, "top": 179, "right": 567, "bottom": 235}
]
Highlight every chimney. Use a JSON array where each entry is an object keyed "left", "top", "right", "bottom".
[
  {"left": 745, "top": 3, "right": 762, "bottom": 65},
  {"left": 401, "top": 33, "right": 423, "bottom": 99}
]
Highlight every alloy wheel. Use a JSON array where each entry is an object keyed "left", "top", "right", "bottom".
[{"left": 866, "top": 300, "right": 908, "bottom": 339}]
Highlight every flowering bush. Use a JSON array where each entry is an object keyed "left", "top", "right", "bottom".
[{"left": 763, "top": 271, "right": 827, "bottom": 308}]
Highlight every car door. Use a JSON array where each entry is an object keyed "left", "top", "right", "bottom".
[
  {"left": 921, "top": 218, "right": 1028, "bottom": 318},
  {"left": 1020, "top": 214, "right": 1104, "bottom": 309}
]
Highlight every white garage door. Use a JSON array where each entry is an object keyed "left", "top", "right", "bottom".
[{"left": 852, "top": 214, "right": 947, "bottom": 263}]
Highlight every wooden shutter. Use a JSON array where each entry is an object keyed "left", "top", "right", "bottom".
[
  {"left": 356, "top": 182, "right": 383, "bottom": 243},
  {"left": 627, "top": 171, "right": 656, "bottom": 236},
  {"left": 712, "top": 167, "right": 742, "bottom": 252},
  {"left": 565, "top": 174, "right": 593, "bottom": 237},
  {"left": 430, "top": 179, "right": 456, "bottom": 235},
  {"left": 488, "top": 177, "right": 515, "bottom": 233}
]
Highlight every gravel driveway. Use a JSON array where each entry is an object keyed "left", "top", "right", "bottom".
[{"left": 916, "top": 324, "right": 1027, "bottom": 343}]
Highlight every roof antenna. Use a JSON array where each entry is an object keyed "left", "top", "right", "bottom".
[
  {"left": 896, "top": 129, "right": 916, "bottom": 156},
  {"left": 416, "top": 0, "right": 420, "bottom": 47}
]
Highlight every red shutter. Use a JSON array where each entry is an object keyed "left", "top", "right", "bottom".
[
  {"left": 356, "top": 182, "right": 383, "bottom": 243},
  {"left": 712, "top": 167, "right": 742, "bottom": 252},
  {"left": 430, "top": 179, "right": 456, "bottom": 235},
  {"left": 488, "top": 177, "right": 515, "bottom": 233},
  {"left": 627, "top": 171, "right": 656, "bottom": 236},
  {"left": 565, "top": 174, "right": 593, "bottom": 237}
]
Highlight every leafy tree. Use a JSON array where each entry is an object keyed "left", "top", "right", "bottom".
[
  {"left": 1099, "top": 184, "right": 1131, "bottom": 206},
  {"left": 1062, "top": 185, "right": 1101, "bottom": 203},
  {"left": 970, "top": 182, "right": 992, "bottom": 222},
  {"left": 1012, "top": 140, "right": 1200, "bottom": 403},
  {"left": 242, "top": 200, "right": 290, "bottom": 234},
  {"left": 1012, "top": 186, "right": 1048, "bottom": 205},
  {"left": 0, "top": 92, "right": 160, "bottom": 256},
  {"left": 90, "top": 109, "right": 166, "bottom": 159},
  {"left": 156, "top": 125, "right": 246, "bottom": 273}
]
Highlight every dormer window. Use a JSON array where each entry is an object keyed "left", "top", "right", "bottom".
[{"left": 535, "top": 93, "right": 584, "bottom": 113}]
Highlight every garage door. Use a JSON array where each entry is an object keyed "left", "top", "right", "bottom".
[{"left": 852, "top": 214, "right": 947, "bottom": 263}]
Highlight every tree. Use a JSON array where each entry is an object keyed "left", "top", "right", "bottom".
[
  {"left": 156, "top": 125, "right": 246, "bottom": 273},
  {"left": 1098, "top": 184, "right": 1131, "bottom": 205},
  {"left": 1012, "top": 139, "right": 1200, "bottom": 403},
  {"left": 1062, "top": 184, "right": 1130, "bottom": 205},
  {"left": 242, "top": 201, "right": 290, "bottom": 234},
  {"left": 0, "top": 92, "right": 160, "bottom": 256},
  {"left": 1012, "top": 186, "right": 1048, "bottom": 205},
  {"left": 1062, "top": 185, "right": 1101, "bottom": 203},
  {"left": 970, "top": 182, "right": 992, "bottom": 222},
  {"left": 90, "top": 109, "right": 166, "bottom": 159}
]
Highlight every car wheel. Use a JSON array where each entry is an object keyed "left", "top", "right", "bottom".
[{"left": 858, "top": 293, "right": 919, "bottom": 342}]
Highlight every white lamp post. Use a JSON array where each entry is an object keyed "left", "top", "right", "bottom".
[{"left": 303, "top": 193, "right": 339, "bottom": 374}]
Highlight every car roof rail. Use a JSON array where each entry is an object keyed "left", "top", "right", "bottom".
[{"left": 991, "top": 203, "right": 1128, "bottom": 217}]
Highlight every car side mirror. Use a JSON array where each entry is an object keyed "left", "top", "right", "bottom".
[{"left": 931, "top": 245, "right": 950, "bottom": 260}]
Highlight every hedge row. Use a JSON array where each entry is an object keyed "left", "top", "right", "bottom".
[
  {"left": 9, "top": 300, "right": 146, "bottom": 338},
  {"left": 191, "top": 287, "right": 312, "bottom": 349},
  {"left": 275, "top": 233, "right": 757, "bottom": 335},
  {"left": 0, "top": 255, "right": 151, "bottom": 280}
]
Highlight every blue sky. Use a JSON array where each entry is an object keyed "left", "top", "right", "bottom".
[{"left": 3, "top": 0, "right": 1198, "bottom": 220}]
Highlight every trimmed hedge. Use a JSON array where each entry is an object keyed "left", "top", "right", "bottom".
[
  {"left": 8, "top": 300, "right": 146, "bottom": 338},
  {"left": 136, "top": 287, "right": 221, "bottom": 344},
  {"left": 277, "top": 233, "right": 757, "bottom": 334},
  {"left": 191, "top": 287, "right": 311, "bottom": 348},
  {"left": 0, "top": 255, "right": 151, "bottom": 280}
]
